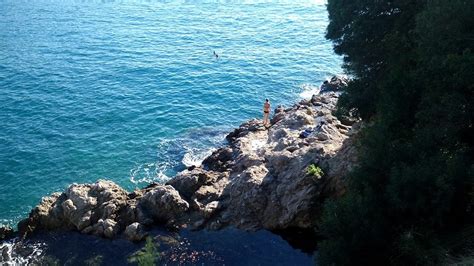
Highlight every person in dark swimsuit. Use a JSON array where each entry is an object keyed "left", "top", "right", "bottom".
[{"left": 263, "top": 98, "right": 271, "bottom": 127}]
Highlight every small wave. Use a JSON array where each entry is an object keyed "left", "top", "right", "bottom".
[
  {"left": 129, "top": 128, "right": 227, "bottom": 186},
  {"left": 129, "top": 161, "right": 171, "bottom": 185},
  {"left": 181, "top": 130, "right": 226, "bottom": 167},
  {"left": 299, "top": 83, "right": 320, "bottom": 99},
  {"left": 182, "top": 146, "right": 215, "bottom": 168}
]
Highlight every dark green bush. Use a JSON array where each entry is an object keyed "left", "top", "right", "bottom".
[{"left": 319, "top": 0, "right": 474, "bottom": 264}]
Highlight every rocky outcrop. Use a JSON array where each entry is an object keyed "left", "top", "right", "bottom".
[
  {"left": 16, "top": 76, "right": 359, "bottom": 240},
  {"left": 320, "top": 75, "right": 349, "bottom": 93},
  {"left": 138, "top": 185, "right": 190, "bottom": 224},
  {"left": 18, "top": 180, "right": 128, "bottom": 238}
]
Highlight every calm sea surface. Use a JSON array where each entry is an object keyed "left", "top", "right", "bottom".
[{"left": 0, "top": 0, "right": 341, "bottom": 228}]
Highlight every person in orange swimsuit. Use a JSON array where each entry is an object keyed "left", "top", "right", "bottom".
[{"left": 263, "top": 98, "right": 271, "bottom": 127}]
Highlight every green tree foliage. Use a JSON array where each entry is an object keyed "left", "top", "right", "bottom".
[
  {"left": 128, "top": 237, "right": 160, "bottom": 266},
  {"left": 320, "top": 0, "right": 474, "bottom": 264}
]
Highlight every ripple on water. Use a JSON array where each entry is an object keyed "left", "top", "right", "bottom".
[{"left": 0, "top": 0, "right": 342, "bottom": 226}]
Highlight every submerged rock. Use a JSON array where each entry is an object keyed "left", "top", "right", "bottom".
[{"left": 16, "top": 76, "right": 359, "bottom": 240}]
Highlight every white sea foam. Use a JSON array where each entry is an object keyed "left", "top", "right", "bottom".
[
  {"left": 299, "top": 83, "right": 320, "bottom": 99},
  {"left": 129, "top": 129, "right": 227, "bottom": 185},
  {"left": 0, "top": 238, "right": 45, "bottom": 265},
  {"left": 129, "top": 162, "right": 171, "bottom": 184},
  {"left": 182, "top": 131, "right": 226, "bottom": 167},
  {"left": 181, "top": 146, "right": 215, "bottom": 168}
]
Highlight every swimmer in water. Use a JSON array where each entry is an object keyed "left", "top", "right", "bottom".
[{"left": 213, "top": 51, "right": 219, "bottom": 58}]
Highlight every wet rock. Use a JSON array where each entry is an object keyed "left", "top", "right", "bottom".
[
  {"left": 202, "top": 147, "right": 233, "bottom": 171},
  {"left": 0, "top": 225, "right": 14, "bottom": 240},
  {"left": 1, "top": 245, "right": 11, "bottom": 262}
]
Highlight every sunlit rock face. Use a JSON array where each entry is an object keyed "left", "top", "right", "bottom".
[{"left": 18, "top": 77, "right": 359, "bottom": 240}]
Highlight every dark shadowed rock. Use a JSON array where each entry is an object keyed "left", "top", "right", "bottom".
[
  {"left": 202, "top": 147, "right": 234, "bottom": 171},
  {"left": 0, "top": 225, "right": 14, "bottom": 240},
  {"left": 320, "top": 75, "right": 349, "bottom": 92}
]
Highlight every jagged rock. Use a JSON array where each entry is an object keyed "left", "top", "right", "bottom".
[
  {"left": 103, "top": 219, "right": 118, "bottom": 238},
  {"left": 124, "top": 222, "right": 147, "bottom": 242},
  {"left": 1, "top": 245, "right": 11, "bottom": 262},
  {"left": 271, "top": 105, "right": 287, "bottom": 124},
  {"left": 202, "top": 201, "right": 220, "bottom": 218},
  {"left": 202, "top": 147, "right": 233, "bottom": 171},
  {"left": 166, "top": 172, "right": 201, "bottom": 199},
  {"left": 339, "top": 115, "right": 359, "bottom": 126},
  {"left": 138, "top": 185, "right": 189, "bottom": 223},
  {"left": 18, "top": 180, "right": 128, "bottom": 238},
  {"left": 226, "top": 119, "right": 263, "bottom": 143},
  {"left": 320, "top": 75, "right": 349, "bottom": 92},
  {"left": 0, "top": 225, "right": 14, "bottom": 240},
  {"left": 194, "top": 185, "right": 221, "bottom": 203}
]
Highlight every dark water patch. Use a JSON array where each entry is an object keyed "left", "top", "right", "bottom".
[
  {"left": 1, "top": 227, "right": 313, "bottom": 265},
  {"left": 272, "top": 227, "right": 318, "bottom": 255}
]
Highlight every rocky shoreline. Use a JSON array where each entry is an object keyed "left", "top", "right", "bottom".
[{"left": 3, "top": 77, "right": 359, "bottom": 243}]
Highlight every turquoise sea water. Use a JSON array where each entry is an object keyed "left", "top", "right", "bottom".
[{"left": 0, "top": 0, "right": 342, "bottom": 226}]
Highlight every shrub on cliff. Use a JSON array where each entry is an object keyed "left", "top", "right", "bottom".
[
  {"left": 319, "top": 0, "right": 474, "bottom": 264},
  {"left": 128, "top": 237, "right": 160, "bottom": 266},
  {"left": 307, "top": 164, "right": 324, "bottom": 179}
]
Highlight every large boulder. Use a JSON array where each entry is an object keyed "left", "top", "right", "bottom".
[
  {"left": 18, "top": 180, "right": 128, "bottom": 238},
  {"left": 124, "top": 222, "right": 147, "bottom": 242},
  {"left": 64, "top": 180, "right": 127, "bottom": 230},
  {"left": 138, "top": 185, "right": 190, "bottom": 224}
]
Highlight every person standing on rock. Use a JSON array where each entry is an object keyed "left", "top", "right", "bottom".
[{"left": 263, "top": 98, "right": 271, "bottom": 127}]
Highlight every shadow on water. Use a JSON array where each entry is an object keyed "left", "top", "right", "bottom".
[
  {"left": 2, "top": 227, "right": 315, "bottom": 265},
  {"left": 272, "top": 227, "right": 319, "bottom": 255}
]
